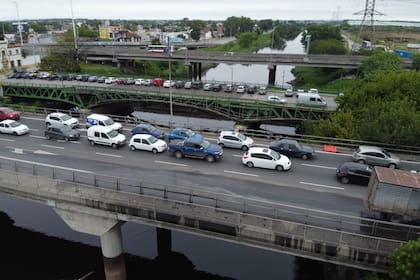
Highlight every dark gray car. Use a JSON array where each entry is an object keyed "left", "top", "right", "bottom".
[
  {"left": 45, "top": 124, "right": 80, "bottom": 141},
  {"left": 269, "top": 139, "right": 314, "bottom": 160}
]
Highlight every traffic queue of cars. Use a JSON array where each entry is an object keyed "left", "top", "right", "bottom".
[{"left": 0, "top": 107, "right": 405, "bottom": 186}]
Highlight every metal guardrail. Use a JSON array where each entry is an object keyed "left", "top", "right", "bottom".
[{"left": 0, "top": 157, "right": 418, "bottom": 243}]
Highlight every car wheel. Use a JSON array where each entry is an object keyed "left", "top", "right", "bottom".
[
  {"left": 357, "top": 159, "right": 365, "bottom": 164},
  {"left": 130, "top": 145, "right": 136, "bottom": 151},
  {"left": 45, "top": 135, "right": 51, "bottom": 140},
  {"left": 241, "top": 145, "right": 249, "bottom": 151},
  {"left": 388, "top": 163, "right": 397, "bottom": 169},
  {"left": 13, "top": 132, "right": 17, "bottom": 136},
  {"left": 152, "top": 148, "right": 158, "bottom": 154},
  {"left": 301, "top": 154, "right": 308, "bottom": 160},
  {"left": 206, "top": 155, "right": 215, "bottom": 163},
  {"left": 112, "top": 143, "right": 117, "bottom": 149},
  {"left": 89, "top": 140, "right": 95, "bottom": 146},
  {"left": 174, "top": 151, "right": 183, "bottom": 159},
  {"left": 340, "top": 177, "right": 350, "bottom": 184},
  {"left": 246, "top": 162, "right": 254, "bottom": 168},
  {"left": 276, "top": 165, "right": 284, "bottom": 171}
]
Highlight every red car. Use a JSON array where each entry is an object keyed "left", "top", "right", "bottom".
[
  {"left": 153, "top": 78, "right": 164, "bottom": 86},
  {"left": 0, "top": 107, "right": 20, "bottom": 120},
  {"left": 115, "top": 78, "right": 126, "bottom": 84}
]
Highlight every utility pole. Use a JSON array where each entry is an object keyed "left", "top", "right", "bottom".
[
  {"left": 70, "top": 0, "right": 78, "bottom": 60},
  {"left": 13, "top": 1, "right": 23, "bottom": 45},
  {"left": 354, "top": 0, "right": 384, "bottom": 45}
]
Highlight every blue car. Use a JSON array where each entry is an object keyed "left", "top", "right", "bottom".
[
  {"left": 131, "top": 124, "right": 166, "bottom": 139},
  {"left": 168, "top": 128, "right": 203, "bottom": 141}
]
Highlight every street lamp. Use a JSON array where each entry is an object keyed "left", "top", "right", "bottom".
[
  {"left": 13, "top": 1, "right": 23, "bottom": 46},
  {"left": 70, "top": 0, "right": 78, "bottom": 60},
  {"left": 305, "top": 34, "right": 311, "bottom": 55},
  {"left": 167, "top": 38, "right": 173, "bottom": 127}
]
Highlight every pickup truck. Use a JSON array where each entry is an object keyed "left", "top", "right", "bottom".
[{"left": 168, "top": 138, "right": 223, "bottom": 162}]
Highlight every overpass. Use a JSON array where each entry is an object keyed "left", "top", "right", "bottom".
[
  {"left": 0, "top": 158, "right": 418, "bottom": 279},
  {"left": 1, "top": 82, "right": 334, "bottom": 124}
]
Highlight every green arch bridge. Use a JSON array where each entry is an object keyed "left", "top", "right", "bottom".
[{"left": 1, "top": 83, "right": 334, "bottom": 124}]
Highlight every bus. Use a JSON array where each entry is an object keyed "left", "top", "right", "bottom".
[{"left": 147, "top": 45, "right": 175, "bottom": 54}]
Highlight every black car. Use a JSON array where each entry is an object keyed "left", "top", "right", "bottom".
[
  {"left": 212, "top": 83, "right": 222, "bottom": 92},
  {"left": 269, "top": 139, "right": 314, "bottom": 160},
  {"left": 192, "top": 81, "right": 203, "bottom": 89},
  {"left": 174, "top": 81, "right": 185, "bottom": 88},
  {"left": 45, "top": 124, "right": 80, "bottom": 141},
  {"left": 336, "top": 162, "right": 372, "bottom": 185},
  {"left": 247, "top": 86, "right": 257, "bottom": 94}
]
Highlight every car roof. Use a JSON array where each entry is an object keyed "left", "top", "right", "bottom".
[
  {"left": 87, "top": 113, "right": 109, "bottom": 120},
  {"left": 220, "top": 130, "right": 241, "bottom": 136},
  {"left": 339, "top": 162, "right": 370, "bottom": 170},
  {"left": 49, "top": 112, "right": 66, "bottom": 117},
  {"left": 132, "top": 133, "right": 153, "bottom": 139},
  {"left": 137, "top": 123, "right": 153, "bottom": 128},
  {"left": 248, "top": 147, "right": 272, "bottom": 154},
  {"left": 278, "top": 139, "right": 298, "bottom": 144},
  {"left": 358, "top": 145, "right": 384, "bottom": 153},
  {"left": 0, "top": 119, "right": 15, "bottom": 124},
  {"left": 47, "top": 123, "right": 68, "bottom": 129}
]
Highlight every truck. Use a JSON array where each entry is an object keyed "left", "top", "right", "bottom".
[
  {"left": 364, "top": 166, "right": 420, "bottom": 225},
  {"left": 168, "top": 138, "right": 223, "bottom": 163}
]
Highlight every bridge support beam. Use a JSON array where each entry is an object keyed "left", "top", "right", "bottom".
[
  {"left": 157, "top": 227, "right": 172, "bottom": 257},
  {"left": 188, "top": 64, "right": 193, "bottom": 80},
  {"left": 268, "top": 65, "right": 277, "bottom": 86},
  {"left": 191, "top": 62, "right": 202, "bottom": 81},
  {"left": 54, "top": 204, "right": 127, "bottom": 280}
]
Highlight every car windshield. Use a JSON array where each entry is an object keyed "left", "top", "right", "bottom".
[
  {"left": 4, "top": 108, "right": 13, "bottom": 113},
  {"left": 60, "top": 114, "right": 72, "bottom": 121},
  {"left": 9, "top": 121, "right": 20, "bottom": 128},
  {"left": 147, "top": 135, "right": 158, "bottom": 144},
  {"left": 270, "top": 150, "right": 280, "bottom": 160},
  {"left": 185, "top": 129, "right": 194, "bottom": 137},
  {"left": 108, "top": 130, "right": 119, "bottom": 138},
  {"left": 295, "top": 142, "right": 303, "bottom": 150},
  {"left": 201, "top": 140, "right": 210, "bottom": 149},
  {"left": 382, "top": 149, "right": 391, "bottom": 158},
  {"left": 237, "top": 133, "right": 246, "bottom": 141},
  {"left": 104, "top": 118, "right": 114, "bottom": 125}
]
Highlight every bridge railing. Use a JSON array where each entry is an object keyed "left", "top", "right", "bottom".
[{"left": 1, "top": 157, "right": 418, "bottom": 243}]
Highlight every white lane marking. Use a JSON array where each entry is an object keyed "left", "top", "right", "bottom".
[
  {"left": 41, "top": 144, "right": 65, "bottom": 150},
  {"left": 70, "top": 141, "right": 81, "bottom": 144},
  {"left": 21, "top": 116, "right": 44, "bottom": 121},
  {"left": 29, "top": 135, "right": 46, "bottom": 139},
  {"left": 154, "top": 160, "right": 188, "bottom": 167},
  {"left": 95, "top": 152, "right": 122, "bottom": 158},
  {"left": 402, "top": 159, "right": 420, "bottom": 165},
  {"left": 301, "top": 163, "right": 336, "bottom": 170},
  {"left": 224, "top": 170, "right": 259, "bottom": 177},
  {"left": 30, "top": 128, "right": 39, "bottom": 132},
  {"left": 0, "top": 137, "right": 15, "bottom": 142},
  {"left": 0, "top": 155, "right": 93, "bottom": 174},
  {"left": 34, "top": 150, "right": 57, "bottom": 155},
  {"left": 232, "top": 154, "right": 242, "bottom": 158},
  {"left": 300, "top": 181, "right": 344, "bottom": 190},
  {"left": 13, "top": 148, "right": 24, "bottom": 154}
]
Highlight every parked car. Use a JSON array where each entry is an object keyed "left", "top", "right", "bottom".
[
  {"left": 217, "top": 131, "right": 254, "bottom": 151},
  {"left": 242, "top": 147, "right": 291, "bottom": 171},
  {"left": 153, "top": 78, "right": 164, "bottom": 86},
  {"left": 87, "top": 76, "right": 98, "bottom": 82},
  {"left": 212, "top": 83, "right": 222, "bottom": 92},
  {"left": 175, "top": 81, "right": 185, "bottom": 88},
  {"left": 115, "top": 78, "right": 126, "bottom": 84},
  {"left": 184, "top": 81, "right": 192, "bottom": 89},
  {"left": 203, "top": 83, "right": 212, "bottom": 91},
  {"left": 224, "top": 84, "right": 233, "bottom": 93},
  {"left": 163, "top": 80, "right": 175, "bottom": 88},
  {"left": 97, "top": 76, "right": 106, "bottom": 83},
  {"left": 105, "top": 77, "right": 116, "bottom": 84},
  {"left": 285, "top": 88, "right": 294, "bottom": 97},
  {"left": 45, "top": 112, "right": 79, "bottom": 128},
  {"left": 247, "top": 85, "right": 257, "bottom": 94},
  {"left": 269, "top": 139, "right": 314, "bottom": 160},
  {"left": 169, "top": 128, "right": 203, "bottom": 141},
  {"left": 236, "top": 85, "right": 246, "bottom": 94},
  {"left": 125, "top": 78, "right": 135, "bottom": 85},
  {"left": 258, "top": 86, "right": 267, "bottom": 95},
  {"left": 352, "top": 145, "right": 401, "bottom": 169},
  {"left": 129, "top": 134, "right": 167, "bottom": 154},
  {"left": 192, "top": 81, "right": 203, "bottom": 89},
  {"left": 143, "top": 79, "right": 153, "bottom": 86},
  {"left": 0, "top": 119, "right": 29, "bottom": 135},
  {"left": 135, "top": 78, "right": 145, "bottom": 85},
  {"left": 267, "top": 95, "right": 287, "bottom": 104},
  {"left": 131, "top": 124, "right": 166, "bottom": 139},
  {"left": 0, "top": 107, "right": 20, "bottom": 121},
  {"left": 44, "top": 123, "right": 80, "bottom": 141},
  {"left": 336, "top": 162, "right": 372, "bottom": 185}
]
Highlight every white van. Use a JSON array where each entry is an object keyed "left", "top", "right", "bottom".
[
  {"left": 297, "top": 92, "right": 327, "bottom": 107},
  {"left": 85, "top": 113, "right": 122, "bottom": 131},
  {"left": 87, "top": 126, "right": 126, "bottom": 148}
]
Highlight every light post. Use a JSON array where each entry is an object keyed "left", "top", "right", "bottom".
[
  {"left": 13, "top": 1, "right": 23, "bottom": 46},
  {"left": 305, "top": 34, "right": 311, "bottom": 55},
  {"left": 167, "top": 38, "right": 173, "bottom": 127},
  {"left": 230, "top": 65, "right": 233, "bottom": 85},
  {"left": 70, "top": 0, "right": 78, "bottom": 60}
]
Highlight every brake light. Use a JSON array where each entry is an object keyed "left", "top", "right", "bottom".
[{"left": 243, "top": 155, "right": 249, "bottom": 160}]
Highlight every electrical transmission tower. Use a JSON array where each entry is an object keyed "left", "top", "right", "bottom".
[{"left": 354, "top": 0, "right": 385, "bottom": 43}]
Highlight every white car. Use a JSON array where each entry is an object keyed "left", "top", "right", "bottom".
[
  {"left": 45, "top": 112, "right": 79, "bottom": 128},
  {"left": 129, "top": 134, "right": 167, "bottom": 154},
  {"left": 163, "top": 80, "right": 175, "bottom": 88},
  {"left": 267, "top": 95, "right": 287, "bottom": 104},
  {"left": 285, "top": 88, "right": 294, "bottom": 97},
  {"left": 217, "top": 130, "right": 254, "bottom": 151},
  {"left": 242, "top": 147, "right": 291, "bottom": 171},
  {"left": 105, "top": 77, "right": 116, "bottom": 84},
  {"left": 236, "top": 85, "right": 246, "bottom": 93},
  {"left": 0, "top": 119, "right": 29, "bottom": 135},
  {"left": 203, "top": 83, "right": 212, "bottom": 91},
  {"left": 135, "top": 78, "right": 144, "bottom": 85}
]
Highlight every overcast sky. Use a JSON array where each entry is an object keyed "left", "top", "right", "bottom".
[{"left": 1, "top": 0, "right": 419, "bottom": 22}]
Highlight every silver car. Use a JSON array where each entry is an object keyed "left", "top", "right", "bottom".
[
  {"left": 217, "top": 131, "right": 254, "bottom": 151},
  {"left": 352, "top": 145, "right": 401, "bottom": 169}
]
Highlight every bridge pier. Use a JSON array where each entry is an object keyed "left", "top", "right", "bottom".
[
  {"left": 188, "top": 64, "right": 193, "bottom": 80},
  {"left": 191, "top": 62, "right": 202, "bottom": 81},
  {"left": 54, "top": 205, "right": 127, "bottom": 280},
  {"left": 268, "top": 65, "right": 277, "bottom": 86}
]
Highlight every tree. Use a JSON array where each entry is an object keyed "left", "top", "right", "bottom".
[
  {"left": 257, "top": 19, "right": 273, "bottom": 32},
  {"left": 388, "top": 238, "right": 420, "bottom": 280},
  {"left": 237, "top": 32, "right": 257, "bottom": 48},
  {"left": 412, "top": 53, "right": 420, "bottom": 71},
  {"left": 224, "top": 16, "right": 254, "bottom": 37},
  {"left": 310, "top": 39, "right": 347, "bottom": 55},
  {"left": 359, "top": 51, "right": 403, "bottom": 79},
  {"left": 188, "top": 20, "right": 206, "bottom": 41}
]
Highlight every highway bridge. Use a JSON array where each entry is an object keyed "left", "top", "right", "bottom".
[
  {"left": 0, "top": 114, "right": 419, "bottom": 279},
  {"left": 1, "top": 81, "right": 334, "bottom": 124}
]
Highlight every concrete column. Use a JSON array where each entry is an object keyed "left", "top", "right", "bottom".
[
  {"left": 156, "top": 227, "right": 172, "bottom": 257},
  {"left": 101, "top": 224, "right": 126, "bottom": 280},
  {"left": 198, "top": 63, "right": 202, "bottom": 81},
  {"left": 193, "top": 63, "right": 198, "bottom": 80},
  {"left": 188, "top": 64, "right": 193, "bottom": 80},
  {"left": 268, "top": 65, "right": 277, "bottom": 86}
]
